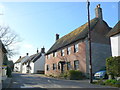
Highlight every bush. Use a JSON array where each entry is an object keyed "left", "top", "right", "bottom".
[
  {"left": 93, "top": 79, "right": 120, "bottom": 87},
  {"left": 68, "top": 70, "right": 85, "bottom": 80},
  {"left": 106, "top": 56, "right": 120, "bottom": 77}
]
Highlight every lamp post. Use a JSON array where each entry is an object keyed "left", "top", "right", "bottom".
[{"left": 87, "top": 0, "right": 93, "bottom": 83}]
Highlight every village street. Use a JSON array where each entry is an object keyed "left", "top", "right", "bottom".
[{"left": 9, "top": 72, "right": 115, "bottom": 88}]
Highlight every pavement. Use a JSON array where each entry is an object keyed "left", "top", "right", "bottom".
[{"left": 2, "top": 77, "right": 12, "bottom": 89}]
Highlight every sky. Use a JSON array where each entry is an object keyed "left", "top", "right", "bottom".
[{"left": 0, "top": 1, "right": 119, "bottom": 62}]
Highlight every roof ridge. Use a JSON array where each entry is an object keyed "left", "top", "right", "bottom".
[{"left": 46, "top": 18, "right": 99, "bottom": 54}]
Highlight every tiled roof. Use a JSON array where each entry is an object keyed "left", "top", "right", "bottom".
[
  {"left": 107, "top": 21, "right": 120, "bottom": 37},
  {"left": 46, "top": 18, "right": 99, "bottom": 55}
]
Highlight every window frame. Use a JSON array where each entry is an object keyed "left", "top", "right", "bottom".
[
  {"left": 67, "top": 47, "right": 71, "bottom": 55},
  {"left": 74, "top": 60, "right": 79, "bottom": 70},
  {"left": 61, "top": 49, "right": 65, "bottom": 56},
  {"left": 46, "top": 65, "right": 50, "bottom": 71},
  {"left": 74, "top": 43, "right": 79, "bottom": 53},
  {"left": 53, "top": 63, "right": 57, "bottom": 70},
  {"left": 67, "top": 62, "right": 71, "bottom": 70}
]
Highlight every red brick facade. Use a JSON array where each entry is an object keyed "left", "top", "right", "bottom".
[{"left": 45, "top": 41, "right": 86, "bottom": 76}]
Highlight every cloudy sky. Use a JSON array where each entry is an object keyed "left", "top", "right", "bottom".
[{"left": 0, "top": 1, "right": 118, "bottom": 62}]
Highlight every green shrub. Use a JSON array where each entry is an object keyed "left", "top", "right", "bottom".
[
  {"left": 93, "top": 79, "right": 120, "bottom": 87},
  {"left": 68, "top": 70, "right": 85, "bottom": 80},
  {"left": 106, "top": 56, "right": 120, "bottom": 77}
]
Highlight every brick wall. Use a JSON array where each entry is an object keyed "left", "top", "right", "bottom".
[{"left": 45, "top": 41, "right": 86, "bottom": 76}]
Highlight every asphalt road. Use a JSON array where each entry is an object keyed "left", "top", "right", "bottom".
[{"left": 10, "top": 72, "right": 116, "bottom": 88}]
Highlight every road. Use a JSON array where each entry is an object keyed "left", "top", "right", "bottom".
[{"left": 10, "top": 72, "right": 116, "bottom": 88}]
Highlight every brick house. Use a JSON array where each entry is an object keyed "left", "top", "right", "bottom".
[
  {"left": 45, "top": 4, "right": 112, "bottom": 77},
  {"left": 107, "top": 21, "right": 120, "bottom": 56}
]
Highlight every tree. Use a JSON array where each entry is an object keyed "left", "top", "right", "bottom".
[{"left": 0, "top": 25, "right": 21, "bottom": 58}]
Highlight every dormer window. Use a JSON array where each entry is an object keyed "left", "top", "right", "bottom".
[
  {"left": 61, "top": 49, "right": 64, "bottom": 56},
  {"left": 74, "top": 43, "right": 79, "bottom": 53}
]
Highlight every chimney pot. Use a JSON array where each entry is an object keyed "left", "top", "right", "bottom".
[
  {"left": 26, "top": 53, "right": 29, "bottom": 56},
  {"left": 19, "top": 56, "right": 21, "bottom": 59},
  {"left": 41, "top": 47, "right": 45, "bottom": 53},
  {"left": 37, "top": 48, "right": 39, "bottom": 53},
  {"left": 56, "top": 34, "right": 59, "bottom": 41}
]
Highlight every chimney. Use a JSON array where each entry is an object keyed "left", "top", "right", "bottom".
[
  {"left": 26, "top": 53, "right": 29, "bottom": 56},
  {"left": 95, "top": 4, "right": 103, "bottom": 20},
  {"left": 19, "top": 56, "right": 21, "bottom": 59},
  {"left": 41, "top": 46, "right": 45, "bottom": 53},
  {"left": 56, "top": 34, "right": 59, "bottom": 41},
  {"left": 37, "top": 48, "right": 39, "bottom": 53}
]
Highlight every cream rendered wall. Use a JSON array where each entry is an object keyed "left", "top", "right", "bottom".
[{"left": 110, "top": 33, "right": 120, "bottom": 56}]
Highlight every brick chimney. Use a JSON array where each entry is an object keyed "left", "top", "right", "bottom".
[
  {"left": 26, "top": 53, "right": 29, "bottom": 56},
  {"left": 56, "top": 34, "right": 59, "bottom": 41},
  {"left": 95, "top": 4, "right": 103, "bottom": 20},
  {"left": 41, "top": 47, "right": 45, "bottom": 53}
]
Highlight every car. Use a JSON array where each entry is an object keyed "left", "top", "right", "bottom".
[{"left": 94, "top": 70, "right": 108, "bottom": 79}]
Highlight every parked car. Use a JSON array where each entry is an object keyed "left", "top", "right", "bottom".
[{"left": 94, "top": 70, "right": 108, "bottom": 79}]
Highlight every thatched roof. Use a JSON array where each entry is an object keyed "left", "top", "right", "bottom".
[
  {"left": 107, "top": 21, "right": 120, "bottom": 37},
  {"left": 15, "top": 56, "right": 26, "bottom": 63},
  {"left": 46, "top": 18, "right": 99, "bottom": 55}
]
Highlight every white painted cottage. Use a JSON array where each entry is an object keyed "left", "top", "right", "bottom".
[
  {"left": 107, "top": 21, "right": 120, "bottom": 56},
  {"left": 14, "top": 53, "right": 29, "bottom": 73},
  {"left": 25, "top": 47, "right": 45, "bottom": 74}
]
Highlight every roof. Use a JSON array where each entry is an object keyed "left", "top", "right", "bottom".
[
  {"left": 24, "top": 54, "right": 37, "bottom": 63},
  {"left": 32, "top": 53, "right": 42, "bottom": 62},
  {"left": 15, "top": 56, "right": 26, "bottom": 64},
  {"left": 46, "top": 18, "right": 99, "bottom": 55},
  {"left": 107, "top": 21, "right": 120, "bottom": 37}
]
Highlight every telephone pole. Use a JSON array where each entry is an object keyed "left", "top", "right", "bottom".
[{"left": 87, "top": 0, "right": 93, "bottom": 83}]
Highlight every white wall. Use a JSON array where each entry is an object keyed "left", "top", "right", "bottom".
[
  {"left": 30, "top": 62, "right": 34, "bottom": 73},
  {"left": 14, "top": 63, "right": 21, "bottom": 72},
  {"left": 34, "top": 54, "right": 45, "bottom": 73},
  {"left": 110, "top": 33, "right": 120, "bottom": 57},
  {"left": 22, "top": 64, "right": 27, "bottom": 73}
]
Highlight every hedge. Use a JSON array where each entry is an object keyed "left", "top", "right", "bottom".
[{"left": 106, "top": 56, "right": 120, "bottom": 77}]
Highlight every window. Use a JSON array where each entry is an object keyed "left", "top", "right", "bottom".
[
  {"left": 67, "top": 47, "right": 71, "bottom": 55},
  {"left": 53, "top": 52, "right": 57, "bottom": 57},
  {"left": 53, "top": 64, "right": 57, "bottom": 70},
  {"left": 58, "top": 63, "right": 60, "bottom": 70},
  {"left": 61, "top": 49, "right": 65, "bottom": 56},
  {"left": 74, "top": 60, "right": 79, "bottom": 70},
  {"left": 74, "top": 43, "right": 79, "bottom": 53},
  {"left": 67, "top": 62, "right": 71, "bottom": 70},
  {"left": 46, "top": 65, "right": 50, "bottom": 71},
  {"left": 48, "top": 54, "right": 50, "bottom": 59}
]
